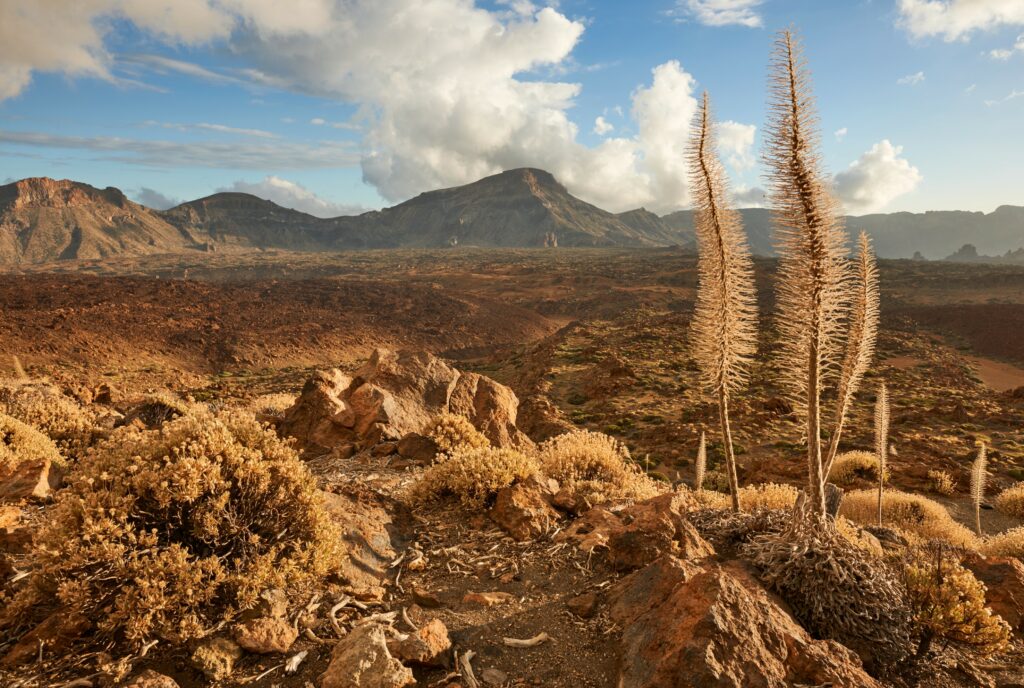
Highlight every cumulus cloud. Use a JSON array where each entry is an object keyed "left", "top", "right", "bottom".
[
  {"left": 593, "top": 116, "right": 613, "bottom": 135},
  {"left": 718, "top": 121, "right": 757, "bottom": 170},
  {"left": 833, "top": 140, "right": 922, "bottom": 213},
  {"left": 221, "top": 176, "right": 368, "bottom": 217},
  {"left": 897, "top": 71, "right": 926, "bottom": 85},
  {"left": 671, "top": 0, "right": 764, "bottom": 28},
  {"left": 0, "top": 0, "right": 758, "bottom": 214},
  {"left": 898, "top": 0, "right": 1024, "bottom": 40},
  {"left": 132, "top": 187, "right": 180, "bottom": 210}
]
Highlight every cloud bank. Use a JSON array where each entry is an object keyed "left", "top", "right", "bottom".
[
  {"left": 834, "top": 140, "right": 923, "bottom": 213},
  {"left": 898, "top": 0, "right": 1024, "bottom": 40}
]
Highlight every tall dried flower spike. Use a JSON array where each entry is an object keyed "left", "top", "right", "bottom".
[
  {"left": 694, "top": 430, "right": 707, "bottom": 492},
  {"left": 825, "top": 232, "right": 880, "bottom": 479},
  {"left": 971, "top": 442, "right": 987, "bottom": 536},
  {"left": 688, "top": 90, "right": 759, "bottom": 512},
  {"left": 875, "top": 382, "right": 890, "bottom": 526},
  {"left": 765, "top": 29, "right": 852, "bottom": 515}
]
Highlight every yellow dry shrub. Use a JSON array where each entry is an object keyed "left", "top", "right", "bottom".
[
  {"left": 538, "top": 430, "right": 662, "bottom": 506},
  {"left": 0, "top": 409, "right": 343, "bottom": 650},
  {"left": 830, "top": 450, "right": 887, "bottom": 485},
  {"left": 425, "top": 413, "right": 489, "bottom": 458},
  {"left": 0, "top": 412, "right": 63, "bottom": 472},
  {"left": 994, "top": 483, "right": 1024, "bottom": 519},
  {"left": 902, "top": 544, "right": 1011, "bottom": 658},
  {"left": 248, "top": 393, "right": 297, "bottom": 416},
  {"left": 840, "top": 489, "right": 978, "bottom": 548},
  {"left": 0, "top": 383, "right": 94, "bottom": 459},
  {"left": 927, "top": 469, "right": 956, "bottom": 496},
  {"left": 412, "top": 446, "right": 539, "bottom": 509},
  {"left": 692, "top": 482, "right": 798, "bottom": 512},
  {"left": 981, "top": 527, "right": 1024, "bottom": 559}
]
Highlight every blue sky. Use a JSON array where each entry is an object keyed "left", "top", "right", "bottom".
[{"left": 1, "top": 0, "right": 1022, "bottom": 216}]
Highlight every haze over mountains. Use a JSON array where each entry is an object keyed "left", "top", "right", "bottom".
[{"left": 0, "top": 169, "right": 1021, "bottom": 266}]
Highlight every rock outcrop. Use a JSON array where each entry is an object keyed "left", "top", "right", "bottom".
[
  {"left": 965, "top": 553, "right": 1024, "bottom": 631},
  {"left": 280, "top": 349, "right": 531, "bottom": 452}
]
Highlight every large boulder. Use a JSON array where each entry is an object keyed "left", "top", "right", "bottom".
[
  {"left": 607, "top": 493, "right": 714, "bottom": 571},
  {"left": 607, "top": 557, "right": 882, "bottom": 688},
  {"left": 964, "top": 553, "right": 1024, "bottom": 631},
  {"left": 280, "top": 349, "right": 530, "bottom": 452}
]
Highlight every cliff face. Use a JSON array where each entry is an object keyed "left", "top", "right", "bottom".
[{"left": 0, "top": 178, "right": 199, "bottom": 264}]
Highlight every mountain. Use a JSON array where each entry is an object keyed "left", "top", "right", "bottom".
[
  {"left": 0, "top": 178, "right": 203, "bottom": 264},
  {"left": 2, "top": 171, "right": 1022, "bottom": 265},
  {"left": 943, "top": 243, "right": 1024, "bottom": 265},
  {"left": 345, "top": 168, "right": 677, "bottom": 248}
]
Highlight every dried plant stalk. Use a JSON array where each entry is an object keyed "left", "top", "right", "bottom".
[
  {"left": 694, "top": 430, "right": 707, "bottom": 492},
  {"left": 971, "top": 442, "right": 987, "bottom": 536},
  {"left": 825, "top": 232, "right": 880, "bottom": 479},
  {"left": 765, "top": 29, "right": 852, "bottom": 515},
  {"left": 874, "top": 382, "right": 890, "bottom": 526},
  {"left": 688, "top": 90, "right": 759, "bottom": 512}
]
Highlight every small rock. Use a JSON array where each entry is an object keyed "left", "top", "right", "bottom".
[
  {"left": 1, "top": 612, "right": 91, "bottom": 667},
  {"left": 372, "top": 441, "right": 399, "bottom": 457},
  {"left": 320, "top": 623, "right": 415, "bottom": 688},
  {"left": 124, "top": 669, "right": 179, "bottom": 688},
  {"left": 190, "top": 636, "right": 242, "bottom": 682},
  {"left": 412, "top": 586, "right": 443, "bottom": 608},
  {"left": 93, "top": 382, "right": 119, "bottom": 405},
  {"left": 397, "top": 433, "right": 439, "bottom": 463},
  {"left": 233, "top": 616, "right": 298, "bottom": 654},
  {"left": 566, "top": 592, "right": 599, "bottom": 619},
  {"left": 388, "top": 619, "right": 451, "bottom": 666},
  {"left": 463, "top": 591, "right": 515, "bottom": 607},
  {"left": 0, "top": 458, "right": 60, "bottom": 501},
  {"left": 489, "top": 476, "right": 560, "bottom": 541},
  {"left": 481, "top": 668, "right": 509, "bottom": 686}
]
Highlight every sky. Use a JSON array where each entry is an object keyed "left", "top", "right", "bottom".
[{"left": 0, "top": 0, "right": 1022, "bottom": 217}]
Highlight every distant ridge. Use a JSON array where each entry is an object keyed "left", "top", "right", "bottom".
[{"left": 1, "top": 171, "right": 1021, "bottom": 265}]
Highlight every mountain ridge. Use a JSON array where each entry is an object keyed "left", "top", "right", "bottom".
[{"left": 1, "top": 170, "right": 1021, "bottom": 265}]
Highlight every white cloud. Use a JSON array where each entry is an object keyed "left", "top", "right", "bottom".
[
  {"left": 718, "top": 120, "right": 756, "bottom": 170},
  {"left": 988, "top": 33, "right": 1024, "bottom": 58},
  {"left": 898, "top": 0, "right": 1024, "bottom": 40},
  {"left": 0, "top": 0, "right": 758, "bottom": 214},
  {"left": 897, "top": 71, "right": 926, "bottom": 85},
  {"left": 593, "top": 116, "right": 613, "bottom": 135},
  {"left": 132, "top": 187, "right": 180, "bottom": 209},
  {"left": 311, "top": 117, "right": 361, "bottom": 130},
  {"left": 833, "top": 140, "right": 923, "bottom": 213},
  {"left": 834, "top": 127, "right": 848, "bottom": 141},
  {"left": 0, "top": 129, "right": 358, "bottom": 169},
  {"left": 143, "top": 120, "right": 278, "bottom": 138},
  {"left": 984, "top": 88, "right": 1024, "bottom": 105},
  {"left": 732, "top": 185, "right": 766, "bottom": 207},
  {"left": 671, "top": 0, "right": 764, "bottom": 28},
  {"left": 221, "top": 176, "right": 368, "bottom": 217}
]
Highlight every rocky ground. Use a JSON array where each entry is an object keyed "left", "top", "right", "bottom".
[{"left": 2, "top": 249, "right": 1024, "bottom": 687}]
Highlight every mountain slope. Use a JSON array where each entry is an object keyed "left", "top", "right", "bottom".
[{"left": 0, "top": 178, "right": 202, "bottom": 264}]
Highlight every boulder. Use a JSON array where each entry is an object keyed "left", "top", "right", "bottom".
[
  {"left": 281, "top": 349, "right": 531, "bottom": 452},
  {"left": 554, "top": 507, "right": 623, "bottom": 552},
  {"left": 607, "top": 558, "right": 882, "bottom": 688},
  {"left": 321, "top": 490, "right": 397, "bottom": 597},
  {"left": 397, "top": 432, "right": 439, "bottom": 463},
  {"left": 233, "top": 617, "right": 298, "bottom": 654},
  {"left": 388, "top": 618, "right": 451, "bottom": 666},
  {"left": 124, "top": 670, "right": 179, "bottom": 688},
  {"left": 320, "top": 623, "right": 415, "bottom": 688},
  {"left": 489, "top": 475, "right": 561, "bottom": 540},
  {"left": 964, "top": 553, "right": 1024, "bottom": 631},
  {"left": 0, "top": 458, "right": 60, "bottom": 501},
  {"left": 607, "top": 494, "right": 714, "bottom": 571},
  {"left": 190, "top": 637, "right": 242, "bottom": 682}
]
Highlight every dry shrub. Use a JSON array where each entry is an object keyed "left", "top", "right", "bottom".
[
  {"left": 0, "top": 382, "right": 94, "bottom": 459},
  {"left": 689, "top": 507, "right": 790, "bottom": 554},
  {"left": 840, "top": 489, "right": 978, "bottom": 548},
  {"left": 927, "top": 469, "right": 956, "bottom": 496},
  {"left": 835, "top": 516, "right": 886, "bottom": 558},
  {"left": 691, "top": 482, "right": 797, "bottom": 512},
  {"left": 0, "top": 409, "right": 343, "bottom": 649},
  {"left": 981, "top": 527, "right": 1024, "bottom": 559},
  {"left": 701, "top": 469, "right": 731, "bottom": 493},
  {"left": 121, "top": 391, "right": 194, "bottom": 429},
  {"left": 413, "top": 446, "right": 539, "bottom": 510},
  {"left": 743, "top": 512, "right": 913, "bottom": 669},
  {"left": 830, "top": 450, "right": 887, "bottom": 485},
  {"left": 425, "top": 413, "right": 489, "bottom": 458},
  {"left": 0, "top": 412, "right": 63, "bottom": 472},
  {"left": 248, "top": 393, "right": 297, "bottom": 416},
  {"left": 538, "top": 430, "right": 662, "bottom": 506},
  {"left": 902, "top": 544, "right": 1010, "bottom": 658},
  {"left": 994, "top": 483, "right": 1024, "bottom": 519}
]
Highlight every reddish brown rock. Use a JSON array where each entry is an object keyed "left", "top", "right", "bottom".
[
  {"left": 450, "top": 371, "right": 532, "bottom": 449},
  {"left": 554, "top": 506, "right": 623, "bottom": 552},
  {"left": 320, "top": 623, "right": 415, "bottom": 688},
  {"left": 603, "top": 493, "right": 714, "bottom": 571},
  {"left": 965, "top": 553, "right": 1024, "bottom": 630},
  {"left": 388, "top": 619, "right": 451, "bottom": 666},
  {"left": 489, "top": 475, "right": 561, "bottom": 540},
  {"left": 463, "top": 591, "right": 515, "bottom": 607},
  {"left": 1, "top": 612, "right": 91, "bottom": 667},
  {"left": 233, "top": 616, "right": 298, "bottom": 654},
  {"left": 0, "top": 458, "right": 60, "bottom": 501},
  {"left": 278, "top": 369, "right": 356, "bottom": 452},
  {"left": 567, "top": 592, "right": 600, "bottom": 619},
  {"left": 397, "top": 432, "right": 439, "bottom": 463},
  {"left": 125, "top": 669, "right": 180, "bottom": 688},
  {"left": 320, "top": 490, "right": 397, "bottom": 596},
  {"left": 607, "top": 558, "right": 882, "bottom": 688},
  {"left": 412, "top": 586, "right": 443, "bottom": 609}
]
